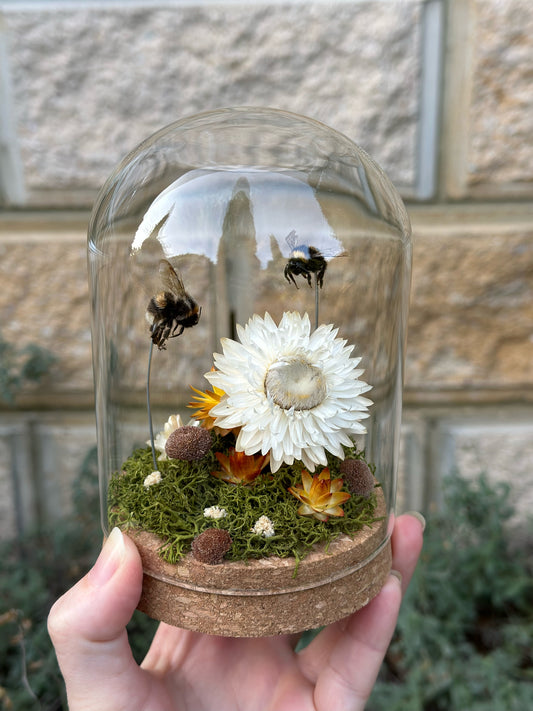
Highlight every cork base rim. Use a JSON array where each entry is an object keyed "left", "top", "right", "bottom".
[{"left": 122, "top": 489, "right": 392, "bottom": 636}]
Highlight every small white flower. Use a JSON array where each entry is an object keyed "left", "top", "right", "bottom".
[
  {"left": 143, "top": 471, "right": 162, "bottom": 488},
  {"left": 203, "top": 505, "right": 227, "bottom": 520},
  {"left": 251, "top": 515, "right": 275, "bottom": 538},
  {"left": 206, "top": 312, "right": 372, "bottom": 473},
  {"left": 149, "top": 414, "right": 184, "bottom": 461}
]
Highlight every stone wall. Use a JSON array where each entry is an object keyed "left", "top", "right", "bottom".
[{"left": 0, "top": 0, "right": 532, "bottom": 540}]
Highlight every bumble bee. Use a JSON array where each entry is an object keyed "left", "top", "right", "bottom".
[
  {"left": 284, "top": 230, "right": 327, "bottom": 289},
  {"left": 146, "top": 259, "right": 201, "bottom": 349}
]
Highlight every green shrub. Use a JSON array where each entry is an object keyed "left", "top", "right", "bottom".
[
  {"left": 1, "top": 457, "right": 531, "bottom": 709},
  {"left": 0, "top": 447, "right": 157, "bottom": 711},
  {"left": 369, "top": 473, "right": 533, "bottom": 711}
]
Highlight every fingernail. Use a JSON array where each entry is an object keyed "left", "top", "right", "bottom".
[
  {"left": 88, "top": 527, "right": 125, "bottom": 587},
  {"left": 389, "top": 569, "right": 403, "bottom": 586},
  {"left": 405, "top": 510, "right": 426, "bottom": 532}
]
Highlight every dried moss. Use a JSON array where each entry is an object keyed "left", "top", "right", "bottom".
[{"left": 108, "top": 434, "right": 380, "bottom": 566}]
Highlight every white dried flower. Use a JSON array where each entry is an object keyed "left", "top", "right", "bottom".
[
  {"left": 203, "top": 505, "right": 227, "bottom": 520},
  {"left": 251, "top": 515, "right": 275, "bottom": 538},
  {"left": 143, "top": 471, "right": 162, "bottom": 488},
  {"left": 206, "top": 311, "right": 372, "bottom": 472}
]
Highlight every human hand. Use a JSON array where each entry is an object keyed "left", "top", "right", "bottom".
[{"left": 48, "top": 513, "right": 424, "bottom": 711}]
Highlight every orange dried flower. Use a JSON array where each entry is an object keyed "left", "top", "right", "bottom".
[
  {"left": 288, "top": 468, "right": 350, "bottom": 521},
  {"left": 211, "top": 448, "right": 270, "bottom": 485}
]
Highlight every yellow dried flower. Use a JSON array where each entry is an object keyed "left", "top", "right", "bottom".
[
  {"left": 189, "top": 380, "right": 233, "bottom": 435},
  {"left": 288, "top": 468, "right": 350, "bottom": 521}
]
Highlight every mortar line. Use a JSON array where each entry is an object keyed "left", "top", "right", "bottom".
[{"left": 416, "top": 0, "right": 445, "bottom": 201}]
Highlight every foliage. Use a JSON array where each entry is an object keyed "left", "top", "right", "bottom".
[
  {"left": 0, "top": 332, "right": 57, "bottom": 404},
  {"left": 2, "top": 451, "right": 532, "bottom": 709},
  {"left": 0, "top": 446, "right": 157, "bottom": 711},
  {"left": 109, "top": 442, "right": 378, "bottom": 566},
  {"left": 369, "top": 473, "right": 533, "bottom": 711}
]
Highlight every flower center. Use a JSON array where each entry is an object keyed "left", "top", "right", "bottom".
[{"left": 265, "top": 358, "right": 327, "bottom": 410}]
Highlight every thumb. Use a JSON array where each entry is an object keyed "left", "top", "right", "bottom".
[{"left": 48, "top": 527, "right": 146, "bottom": 711}]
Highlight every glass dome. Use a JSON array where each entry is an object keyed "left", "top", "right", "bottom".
[{"left": 88, "top": 107, "right": 411, "bottom": 636}]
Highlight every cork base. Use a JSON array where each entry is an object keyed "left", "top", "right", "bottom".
[{"left": 126, "top": 489, "right": 390, "bottom": 637}]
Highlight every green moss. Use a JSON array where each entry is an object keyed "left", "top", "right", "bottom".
[{"left": 108, "top": 435, "right": 380, "bottom": 566}]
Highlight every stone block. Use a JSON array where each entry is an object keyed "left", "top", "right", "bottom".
[
  {"left": 2, "top": 1, "right": 422, "bottom": 206},
  {"left": 431, "top": 413, "right": 533, "bottom": 541},
  {"left": 0, "top": 419, "right": 35, "bottom": 539},
  {"left": 34, "top": 414, "right": 97, "bottom": 524},
  {"left": 0, "top": 219, "right": 92, "bottom": 399},
  {"left": 0, "top": 425, "right": 18, "bottom": 539},
  {"left": 444, "top": 0, "right": 533, "bottom": 198},
  {"left": 406, "top": 207, "right": 533, "bottom": 397},
  {"left": 0, "top": 414, "right": 98, "bottom": 538},
  {"left": 397, "top": 418, "right": 426, "bottom": 514},
  {"left": 3, "top": 204, "right": 533, "bottom": 407}
]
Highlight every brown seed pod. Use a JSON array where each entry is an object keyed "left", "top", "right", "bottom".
[
  {"left": 165, "top": 425, "right": 212, "bottom": 461},
  {"left": 339, "top": 458, "right": 375, "bottom": 498},
  {"left": 191, "top": 528, "right": 232, "bottom": 565}
]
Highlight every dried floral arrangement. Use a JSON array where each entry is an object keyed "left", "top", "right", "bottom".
[{"left": 108, "top": 242, "right": 381, "bottom": 570}]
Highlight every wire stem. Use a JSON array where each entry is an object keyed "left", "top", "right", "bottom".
[
  {"left": 147, "top": 340, "right": 158, "bottom": 471},
  {"left": 314, "top": 274, "right": 319, "bottom": 330}
]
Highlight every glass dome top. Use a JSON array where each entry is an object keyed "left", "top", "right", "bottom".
[
  {"left": 87, "top": 108, "right": 412, "bottom": 635},
  {"left": 89, "top": 106, "right": 410, "bottom": 259}
]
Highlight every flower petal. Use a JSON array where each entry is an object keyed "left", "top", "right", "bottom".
[{"left": 209, "top": 312, "right": 372, "bottom": 471}]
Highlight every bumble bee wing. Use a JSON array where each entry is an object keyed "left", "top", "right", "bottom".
[
  {"left": 284, "top": 232, "right": 346, "bottom": 260},
  {"left": 285, "top": 230, "right": 299, "bottom": 250},
  {"left": 158, "top": 259, "right": 186, "bottom": 295},
  {"left": 320, "top": 248, "right": 348, "bottom": 260}
]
